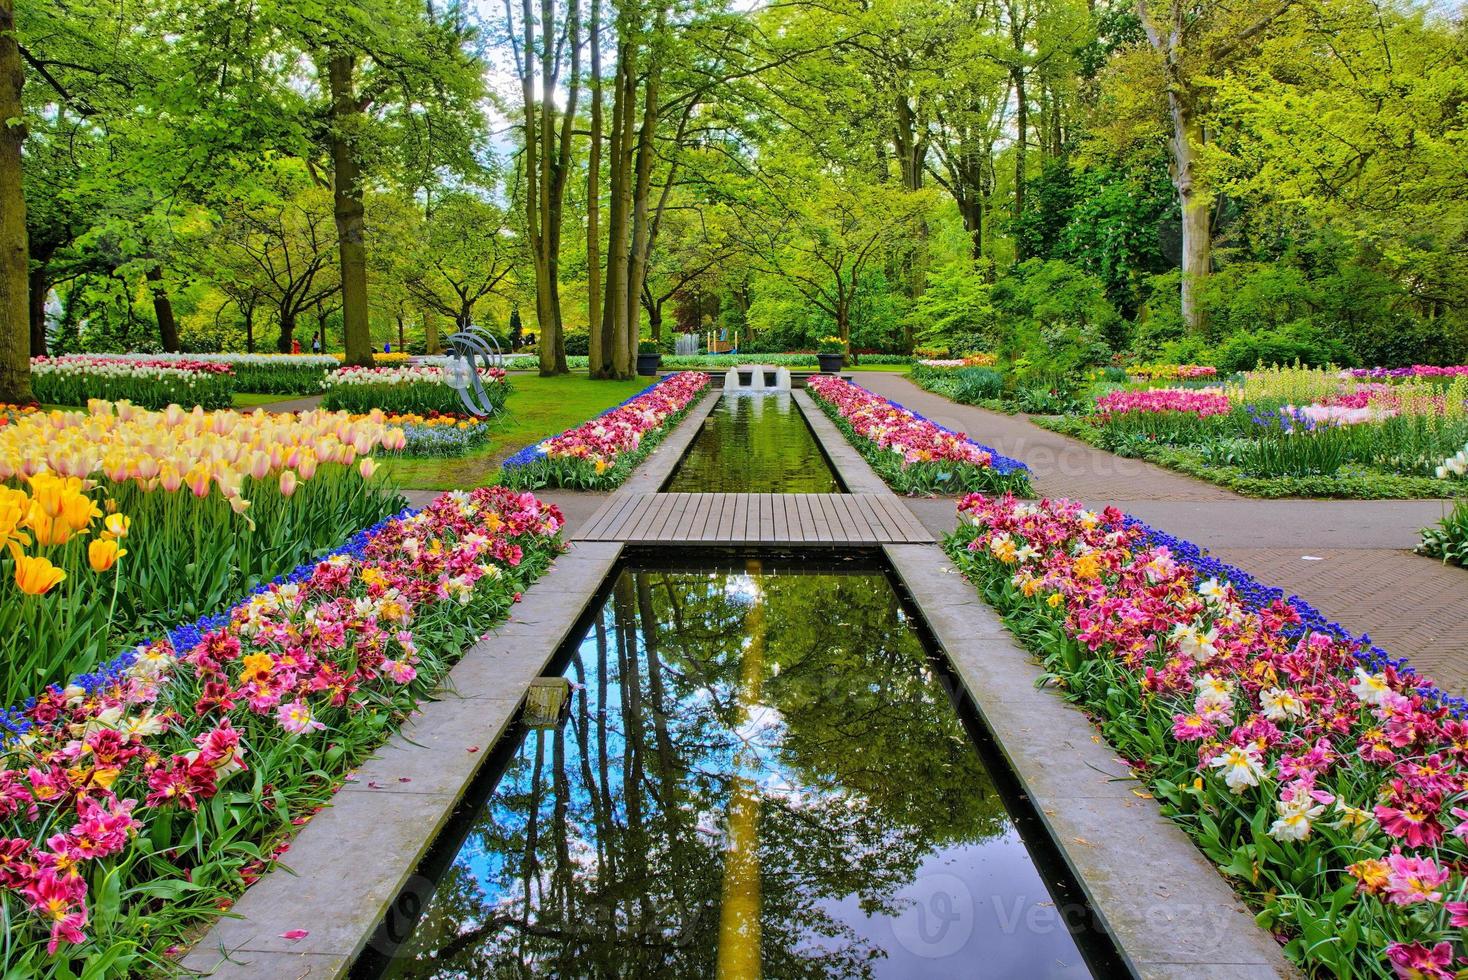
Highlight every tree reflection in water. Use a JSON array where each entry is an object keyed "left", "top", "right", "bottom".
[
  {"left": 380, "top": 562, "right": 1092, "bottom": 979},
  {"left": 664, "top": 392, "right": 842, "bottom": 493}
]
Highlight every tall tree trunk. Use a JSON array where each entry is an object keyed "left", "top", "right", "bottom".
[
  {"left": 1011, "top": 67, "right": 1027, "bottom": 259},
  {"left": 962, "top": 195, "right": 984, "bottom": 261},
  {"left": 1141, "top": 0, "right": 1212, "bottom": 334},
  {"left": 602, "top": 35, "right": 636, "bottom": 380},
  {"left": 277, "top": 311, "right": 296, "bottom": 353},
  {"left": 546, "top": 0, "right": 578, "bottom": 375},
  {"left": 327, "top": 51, "right": 374, "bottom": 367},
  {"left": 0, "top": 0, "right": 29, "bottom": 402},
  {"left": 27, "top": 262, "right": 48, "bottom": 357},
  {"left": 624, "top": 62, "right": 660, "bottom": 368},
  {"left": 244, "top": 302, "right": 254, "bottom": 353},
  {"left": 1166, "top": 93, "right": 1210, "bottom": 333},
  {"left": 146, "top": 266, "right": 182, "bottom": 352},
  {"left": 586, "top": 0, "right": 606, "bottom": 378},
  {"left": 424, "top": 311, "right": 441, "bottom": 354},
  {"left": 396, "top": 313, "right": 405, "bottom": 350},
  {"left": 646, "top": 298, "right": 662, "bottom": 342}
]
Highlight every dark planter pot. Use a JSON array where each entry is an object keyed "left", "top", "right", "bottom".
[
  {"left": 816, "top": 352, "right": 845, "bottom": 373},
  {"left": 636, "top": 352, "right": 663, "bottom": 377}
]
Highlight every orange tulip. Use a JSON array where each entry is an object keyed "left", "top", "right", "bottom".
[
  {"left": 14, "top": 553, "right": 65, "bottom": 595},
  {"left": 88, "top": 538, "right": 126, "bottom": 572}
]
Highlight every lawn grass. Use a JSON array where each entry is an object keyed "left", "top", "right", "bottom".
[
  {"left": 845, "top": 363, "right": 912, "bottom": 374},
  {"left": 379, "top": 371, "right": 647, "bottom": 490},
  {"left": 232, "top": 391, "right": 292, "bottom": 407}
]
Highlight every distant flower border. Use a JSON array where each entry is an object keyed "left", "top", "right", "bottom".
[
  {"left": 806, "top": 375, "right": 1030, "bottom": 496},
  {"left": 498, "top": 372, "right": 711, "bottom": 491}
]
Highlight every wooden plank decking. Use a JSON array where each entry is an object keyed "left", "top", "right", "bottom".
[{"left": 575, "top": 492, "right": 933, "bottom": 545}]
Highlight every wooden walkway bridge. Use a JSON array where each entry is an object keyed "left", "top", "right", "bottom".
[{"left": 574, "top": 491, "right": 933, "bottom": 545}]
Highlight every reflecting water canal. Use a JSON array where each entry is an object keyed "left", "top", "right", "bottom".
[
  {"left": 371, "top": 557, "right": 1099, "bottom": 978},
  {"left": 664, "top": 392, "right": 842, "bottom": 493}
]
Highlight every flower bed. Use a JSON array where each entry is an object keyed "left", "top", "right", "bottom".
[
  {"left": 948, "top": 492, "right": 1468, "bottom": 977},
  {"left": 1095, "top": 387, "right": 1232, "bottom": 418},
  {"left": 334, "top": 351, "right": 413, "bottom": 365},
  {"left": 371, "top": 412, "right": 492, "bottom": 457},
  {"left": 0, "top": 402, "right": 406, "bottom": 698},
  {"left": 805, "top": 375, "right": 1030, "bottom": 495},
  {"left": 140, "top": 354, "right": 335, "bottom": 395},
  {"left": 562, "top": 353, "right": 914, "bottom": 370},
  {"left": 1349, "top": 365, "right": 1468, "bottom": 382},
  {"left": 1127, "top": 363, "right": 1219, "bottom": 381},
  {"left": 499, "top": 372, "right": 711, "bottom": 490},
  {"left": 31, "top": 356, "right": 237, "bottom": 410},
  {"left": 0, "top": 486, "right": 563, "bottom": 973},
  {"left": 1094, "top": 387, "right": 1235, "bottom": 445},
  {"left": 321, "top": 365, "right": 509, "bottom": 416},
  {"left": 1081, "top": 369, "right": 1468, "bottom": 488}
]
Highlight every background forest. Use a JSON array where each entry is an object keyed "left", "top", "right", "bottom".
[{"left": 1, "top": 0, "right": 1464, "bottom": 395}]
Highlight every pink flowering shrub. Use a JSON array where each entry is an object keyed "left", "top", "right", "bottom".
[
  {"left": 948, "top": 492, "right": 1468, "bottom": 977},
  {"left": 500, "top": 371, "right": 711, "bottom": 490},
  {"left": 806, "top": 375, "right": 1030, "bottom": 494},
  {"left": 0, "top": 486, "right": 563, "bottom": 972}
]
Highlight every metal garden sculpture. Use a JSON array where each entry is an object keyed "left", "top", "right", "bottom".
[{"left": 442, "top": 326, "right": 505, "bottom": 417}]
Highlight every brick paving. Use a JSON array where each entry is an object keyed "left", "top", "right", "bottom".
[{"left": 856, "top": 372, "right": 1468, "bottom": 694}]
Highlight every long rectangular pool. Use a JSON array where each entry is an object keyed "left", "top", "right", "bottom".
[
  {"left": 664, "top": 391, "right": 842, "bottom": 493},
  {"left": 358, "top": 553, "right": 1117, "bottom": 978}
]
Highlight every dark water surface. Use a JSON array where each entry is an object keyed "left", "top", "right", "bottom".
[
  {"left": 664, "top": 392, "right": 842, "bottom": 493},
  {"left": 366, "top": 557, "right": 1104, "bottom": 979}
]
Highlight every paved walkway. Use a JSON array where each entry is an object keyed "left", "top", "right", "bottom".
[
  {"left": 855, "top": 372, "right": 1468, "bottom": 693},
  {"left": 256, "top": 394, "right": 326, "bottom": 413}
]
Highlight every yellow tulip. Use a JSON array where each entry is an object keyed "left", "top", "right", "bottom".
[
  {"left": 14, "top": 553, "right": 66, "bottom": 595},
  {"left": 26, "top": 510, "right": 72, "bottom": 547},
  {"left": 184, "top": 465, "right": 212, "bottom": 498},
  {"left": 59, "top": 490, "right": 101, "bottom": 532},
  {"left": 358, "top": 457, "right": 377, "bottom": 480},
  {"left": 88, "top": 538, "right": 126, "bottom": 572},
  {"left": 27, "top": 474, "right": 66, "bottom": 519},
  {"left": 103, "top": 513, "right": 131, "bottom": 540}
]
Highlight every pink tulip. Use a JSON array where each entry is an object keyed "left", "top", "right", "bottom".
[{"left": 279, "top": 470, "right": 298, "bottom": 497}]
